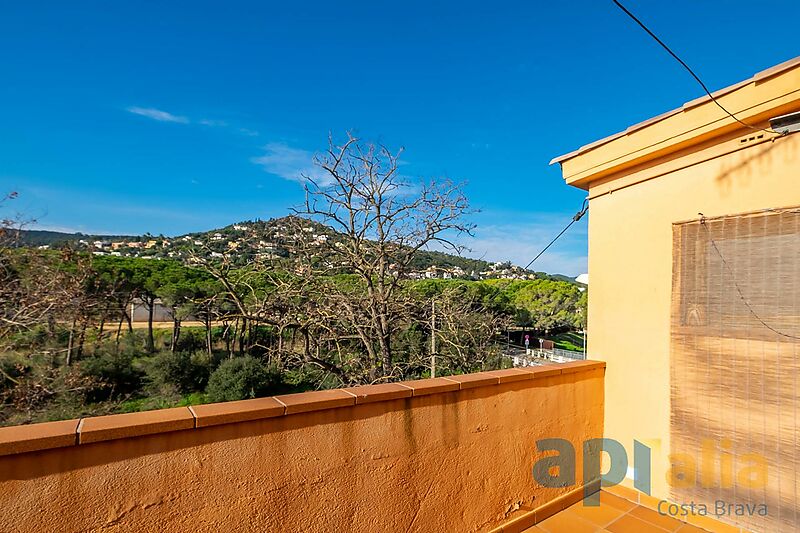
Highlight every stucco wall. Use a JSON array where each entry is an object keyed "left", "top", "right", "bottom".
[
  {"left": 586, "top": 131, "right": 800, "bottom": 499},
  {"left": 0, "top": 363, "right": 604, "bottom": 532}
]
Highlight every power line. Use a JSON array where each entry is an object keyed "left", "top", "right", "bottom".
[
  {"left": 524, "top": 199, "right": 588, "bottom": 271},
  {"left": 611, "top": 0, "right": 782, "bottom": 136}
]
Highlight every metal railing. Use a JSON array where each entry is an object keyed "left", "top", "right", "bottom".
[
  {"left": 552, "top": 347, "right": 586, "bottom": 361},
  {"left": 508, "top": 347, "right": 586, "bottom": 367}
]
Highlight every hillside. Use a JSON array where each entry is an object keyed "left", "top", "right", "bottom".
[
  {"left": 15, "top": 229, "right": 136, "bottom": 247},
  {"left": 18, "top": 217, "right": 576, "bottom": 282}
]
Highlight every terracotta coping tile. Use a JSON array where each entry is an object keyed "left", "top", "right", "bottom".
[
  {"left": 484, "top": 368, "right": 536, "bottom": 384},
  {"left": 343, "top": 383, "right": 413, "bottom": 404},
  {"left": 442, "top": 372, "right": 499, "bottom": 389},
  {"left": 275, "top": 389, "right": 356, "bottom": 415},
  {"left": 191, "top": 397, "right": 286, "bottom": 428},
  {"left": 559, "top": 360, "right": 605, "bottom": 374},
  {"left": 517, "top": 365, "right": 562, "bottom": 379},
  {"left": 399, "top": 377, "right": 460, "bottom": 396},
  {"left": 79, "top": 407, "right": 195, "bottom": 444},
  {"left": 0, "top": 419, "right": 80, "bottom": 456},
  {"left": 0, "top": 364, "right": 608, "bottom": 446}
]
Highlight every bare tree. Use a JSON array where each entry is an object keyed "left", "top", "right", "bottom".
[
  {"left": 0, "top": 191, "right": 25, "bottom": 247},
  {"left": 423, "top": 284, "right": 511, "bottom": 373},
  {"left": 290, "top": 133, "right": 474, "bottom": 378},
  {"left": 0, "top": 192, "right": 58, "bottom": 348}
]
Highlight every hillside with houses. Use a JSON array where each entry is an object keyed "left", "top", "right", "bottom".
[{"left": 21, "top": 217, "right": 566, "bottom": 282}]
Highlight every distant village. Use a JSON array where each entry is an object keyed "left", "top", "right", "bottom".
[
  {"left": 405, "top": 263, "right": 536, "bottom": 281},
  {"left": 33, "top": 219, "right": 539, "bottom": 281}
]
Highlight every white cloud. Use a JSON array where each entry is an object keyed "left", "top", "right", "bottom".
[
  {"left": 456, "top": 212, "right": 588, "bottom": 276},
  {"left": 29, "top": 223, "right": 102, "bottom": 234},
  {"left": 126, "top": 106, "right": 190, "bottom": 124},
  {"left": 251, "top": 142, "right": 329, "bottom": 184},
  {"left": 199, "top": 119, "right": 228, "bottom": 127},
  {"left": 125, "top": 106, "right": 263, "bottom": 142}
]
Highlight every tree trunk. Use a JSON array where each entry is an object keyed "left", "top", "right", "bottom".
[
  {"left": 239, "top": 317, "right": 247, "bottom": 355},
  {"left": 204, "top": 314, "right": 212, "bottom": 355},
  {"left": 95, "top": 309, "right": 107, "bottom": 352},
  {"left": 76, "top": 319, "right": 88, "bottom": 360},
  {"left": 228, "top": 320, "right": 236, "bottom": 359},
  {"left": 302, "top": 328, "right": 310, "bottom": 358},
  {"left": 97, "top": 318, "right": 105, "bottom": 347},
  {"left": 124, "top": 301, "right": 133, "bottom": 333},
  {"left": 377, "top": 312, "right": 392, "bottom": 376},
  {"left": 222, "top": 322, "right": 231, "bottom": 357},
  {"left": 65, "top": 317, "right": 77, "bottom": 366},
  {"left": 379, "top": 335, "right": 391, "bottom": 376},
  {"left": 47, "top": 313, "right": 56, "bottom": 339},
  {"left": 146, "top": 298, "right": 155, "bottom": 353},
  {"left": 115, "top": 315, "right": 124, "bottom": 350},
  {"left": 170, "top": 316, "right": 181, "bottom": 353}
]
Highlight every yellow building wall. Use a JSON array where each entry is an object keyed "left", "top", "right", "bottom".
[{"left": 586, "top": 131, "right": 800, "bottom": 499}]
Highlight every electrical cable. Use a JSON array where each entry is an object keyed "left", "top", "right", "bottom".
[
  {"left": 611, "top": 0, "right": 784, "bottom": 136},
  {"left": 699, "top": 214, "right": 800, "bottom": 340},
  {"left": 523, "top": 199, "right": 588, "bottom": 271}
]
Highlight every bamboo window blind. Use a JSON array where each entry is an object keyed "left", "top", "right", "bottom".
[{"left": 670, "top": 208, "right": 800, "bottom": 532}]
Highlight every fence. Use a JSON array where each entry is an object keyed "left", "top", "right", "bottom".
[
  {"left": 510, "top": 347, "right": 586, "bottom": 367},
  {"left": 552, "top": 348, "right": 586, "bottom": 360}
]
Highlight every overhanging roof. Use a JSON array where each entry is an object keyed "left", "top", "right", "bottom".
[{"left": 551, "top": 55, "right": 800, "bottom": 189}]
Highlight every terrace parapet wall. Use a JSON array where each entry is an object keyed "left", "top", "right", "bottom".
[{"left": 0, "top": 360, "right": 605, "bottom": 532}]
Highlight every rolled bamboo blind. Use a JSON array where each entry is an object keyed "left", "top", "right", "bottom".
[{"left": 670, "top": 208, "right": 800, "bottom": 532}]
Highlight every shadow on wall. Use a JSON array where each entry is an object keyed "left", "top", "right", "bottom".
[{"left": 715, "top": 134, "right": 798, "bottom": 196}]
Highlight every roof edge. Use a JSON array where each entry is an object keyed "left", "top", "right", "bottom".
[{"left": 550, "top": 55, "right": 800, "bottom": 166}]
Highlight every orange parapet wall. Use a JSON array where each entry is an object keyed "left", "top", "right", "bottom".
[{"left": 0, "top": 361, "right": 604, "bottom": 532}]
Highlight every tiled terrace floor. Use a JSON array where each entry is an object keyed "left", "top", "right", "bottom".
[{"left": 524, "top": 491, "right": 709, "bottom": 533}]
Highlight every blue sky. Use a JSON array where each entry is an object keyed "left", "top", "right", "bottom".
[{"left": 1, "top": 1, "right": 798, "bottom": 275}]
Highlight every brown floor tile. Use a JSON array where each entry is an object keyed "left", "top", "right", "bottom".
[
  {"left": 564, "top": 499, "right": 626, "bottom": 528},
  {"left": 676, "top": 524, "right": 712, "bottom": 533},
  {"left": 628, "top": 505, "right": 685, "bottom": 531},
  {"left": 518, "top": 491, "right": 732, "bottom": 533},
  {"left": 536, "top": 510, "right": 601, "bottom": 533},
  {"left": 596, "top": 492, "right": 637, "bottom": 513},
  {"left": 603, "top": 484, "right": 641, "bottom": 503},
  {"left": 606, "top": 514, "right": 666, "bottom": 533}
]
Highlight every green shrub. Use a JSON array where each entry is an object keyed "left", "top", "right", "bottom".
[
  {"left": 0, "top": 353, "right": 31, "bottom": 392},
  {"left": 6, "top": 324, "right": 68, "bottom": 351},
  {"left": 145, "top": 350, "right": 214, "bottom": 394},
  {"left": 168, "top": 327, "right": 207, "bottom": 353},
  {"left": 205, "top": 356, "right": 279, "bottom": 402},
  {"left": 80, "top": 349, "right": 144, "bottom": 401}
]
